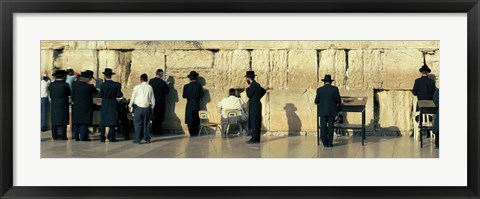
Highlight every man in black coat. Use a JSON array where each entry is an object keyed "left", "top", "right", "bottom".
[
  {"left": 149, "top": 69, "right": 170, "bottom": 135},
  {"left": 245, "top": 71, "right": 266, "bottom": 144},
  {"left": 99, "top": 68, "right": 123, "bottom": 142},
  {"left": 182, "top": 71, "right": 204, "bottom": 137},
  {"left": 72, "top": 70, "right": 99, "bottom": 141},
  {"left": 315, "top": 74, "right": 341, "bottom": 147},
  {"left": 433, "top": 89, "right": 439, "bottom": 148},
  {"left": 48, "top": 70, "right": 70, "bottom": 140},
  {"left": 412, "top": 64, "right": 436, "bottom": 138}
]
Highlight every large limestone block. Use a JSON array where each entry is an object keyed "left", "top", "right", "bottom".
[
  {"left": 61, "top": 49, "right": 98, "bottom": 72},
  {"left": 214, "top": 50, "right": 250, "bottom": 89},
  {"left": 40, "top": 50, "right": 54, "bottom": 76},
  {"left": 238, "top": 41, "right": 293, "bottom": 49},
  {"left": 126, "top": 50, "right": 165, "bottom": 96},
  {"left": 166, "top": 50, "right": 214, "bottom": 69},
  {"left": 425, "top": 50, "right": 440, "bottom": 86},
  {"left": 106, "top": 41, "right": 178, "bottom": 50},
  {"left": 268, "top": 90, "right": 317, "bottom": 132},
  {"left": 347, "top": 50, "right": 384, "bottom": 90},
  {"left": 318, "top": 49, "right": 346, "bottom": 89},
  {"left": 369, "top": 41, "right": 439, "bottom": 50},
  {"left": 41, "top": 41, "right": 68, "bottom": 50},
  {"left": 251, "top": 50, "right": 269, "bottom": 88},
  {"left": 201, "top": 41, "right": 238, "bottom": 50},
  {"left": 68, "top": 41, "right": 105, "bottom": 50},
  {"left": 269, "top": 50, "right": 288, "bottom": 89},
  {"left": 377, "top": 90, "right": 415, "bottom": 133},
  {"left": 98, "top": 50, "right": 132, "bottom": 87},
  {"left": 287, "top": 50, "right": 318, "bottom": 89},
  {"left": 382, "top": 49, "right": 424, "bottom": 89}
]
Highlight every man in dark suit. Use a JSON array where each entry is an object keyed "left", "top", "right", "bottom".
[
  {"left": 99, "top": 68, "right": 123, "bottom": 142},
  {"left": 149, "top": 69, "right": 170, "bottom": 135},
  {"left": 412, "top": 64, "right": 436, "bottom": 138},
  {"left": 245, "top": 71, "right": 266, "bottom": 144},
  {"left": 72, "top": 70, "right": 99, "bottom": 141},
  {"left": 315, "top": 74, "right": 341, "bottom": 147},
  {"left": 433, "top": 89, "right": 439, "bottom": 148},
  {"left": 182, "top": 71, "right": 204, "bottom": 137},
  {"left": 48, "top": 70, "right": 70, "bottom": 140}
]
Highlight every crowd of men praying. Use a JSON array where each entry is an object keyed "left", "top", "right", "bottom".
[{"left": 40, "top": 64, "right": 439, "bottom": 147}]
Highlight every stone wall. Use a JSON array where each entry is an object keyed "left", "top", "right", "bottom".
[{"left": 41, "top": 41, "right": 439, "bottom": 135}]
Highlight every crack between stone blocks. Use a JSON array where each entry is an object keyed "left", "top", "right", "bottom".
[
  {"left": 344, "top": 49, "right": 350, "bottom": 90},
  {"left": 285, "top": 50, "right": 290, "bottom": 89},
  {"left": 95, "top": 49, "right": 100, "bottom": 79},
  {"left": 316, "top": 49, "right": 322, "bottom": 85},
  {"left": 247, "top": 49, "right": 253, "bottom": 71}
]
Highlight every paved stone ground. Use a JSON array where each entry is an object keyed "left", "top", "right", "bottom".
[{"left": 41, "top": 131, "right": 439, "bottom": 158}]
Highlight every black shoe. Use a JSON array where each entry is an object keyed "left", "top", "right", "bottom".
[
  {"left": 133, "top": 141, "right": 141, "bottom": 144},
  {"left": 410, "top": 133, "right": 414, "bottom": 138},
  {"left": 81, "top": 139, "right": 92, "bottom": 141},
  {"left": 108, "top": 139, "right": 118, "bottom": 142},
  {"left": 61, "top": 138, "right": 68, "bottom": 140},
  {"left": 329, "top": 144, "right": 334, "bottom": 147},
  {"left": 75, "top": 138, "right": 80, "bottom": 141},
  {"left": 144, "top": 140, "right": 151, "bottom": 144},
  {"left": 52, "top": 138, "right": 58, "bottom": 141},
  {"left": 100, "top": 140, "right": 105, "bottom": 143}
]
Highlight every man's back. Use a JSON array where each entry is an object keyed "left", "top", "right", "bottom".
[
  {"left": 315, "top": 84, "right": 341, "bottom": 117},
  {"left": 413, "top": 76, "right": 436, "bottom": 100},
  {"left": 100, "top": 80, "right": 122, "bottom": 99},
  {"left": 149, "top": 77, "right": 169, "bottom": 104},
  {"left": 218, "top": 96, "right": 245, "bottom": 117}
]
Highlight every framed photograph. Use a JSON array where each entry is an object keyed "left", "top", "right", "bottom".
[{"left": 1, "top": 0, "right": 479, "bottom": 198}]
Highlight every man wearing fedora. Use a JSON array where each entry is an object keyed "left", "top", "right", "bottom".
[
  {"left": 412, "top": 64, "right": 436, "bottom": 138},
  {"left": 99, "top": 68, "right": 123, "bottom": 142},
  {"left": 245, "top": 71, "right": 266, "bottom": 144},
  {"left": 149, "top": 69, "right": 170, "bottom": 135},
  {"left": 48, "top": 70, "right": 70, "bottom": 140},
  {"left": 182, "top": 71, "right": 204, "bottom": 136},
  {"left": 129, "top": 74, "right": 155, "bottom": 144},
  {"left": 315, "top": 74, "right": 341, "bottom": 147},
  {"left": 72, "top": 70, "right": 99, "bottom": 141}
]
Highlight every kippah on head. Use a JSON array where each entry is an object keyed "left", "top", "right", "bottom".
[
  {"left": 140, "top": 73, "right": 148, "bottom": 81},
  {"left": 156, "top": 69, "right": 163, "bottom": 73}
]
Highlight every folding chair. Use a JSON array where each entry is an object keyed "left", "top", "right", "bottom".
[
  {"left": 199, "top": 110, "right": 220, "bottom": 136},
  {"left": 225, "top": 109, "right": 244, "bottom": 136},
  {"left": 413, "top": 111, "right": 435, "bottom": 140}
]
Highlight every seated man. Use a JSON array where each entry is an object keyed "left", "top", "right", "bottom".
[{"left": 217, "top": 88, "right": 248, "bottom": 135}]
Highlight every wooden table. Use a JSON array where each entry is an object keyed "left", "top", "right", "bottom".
[
  {"left": 417, "top": 100, "right": 438, "bottom": 148},
  {"left": 317, "top": 96, "right": 368, "bottom": 146}
]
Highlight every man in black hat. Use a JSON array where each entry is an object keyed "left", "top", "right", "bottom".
[
  {"left": 99, "top": 68, "right": 123, "bottom": 142},
  {"left": 149, "top": 69, "right": 170, "bottom": 135},
  {"left": 412, "top": 64, "right": 436, "bottom": 137},
  {"left": 315, "top": 74, "right": 341, "bottom": 147},
  {"left": 48, "top": 70, "right": 70, "bottom": 140},
  {"left": 182, "top": 71, "right": 204, "bottom": 136},
  {"left": 245, "top": 71, "right": 266, "bottom": 143},
  {"left": 72, "top": 70, "right": 99, "bottom": 141}
]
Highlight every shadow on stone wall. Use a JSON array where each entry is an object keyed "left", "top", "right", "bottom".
[
  {"left": 284, "top": 103, "right": 302, "bottom": 136},
  {"left": 198, "top": 76, "right": 211, "bottom": 111},
  {"left": 164, "top": 76, "right": 184, "bottom": 134}
]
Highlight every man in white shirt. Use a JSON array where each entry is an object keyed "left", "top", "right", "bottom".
[
  {"left": 217, "top": 88, "right": 248, "bottom": 135},
  {"left": 41, "top": 73, "right": 51, "bottom": 132},
  {"left": 129, "top": 73, "right": 155, "bottom": 144}
]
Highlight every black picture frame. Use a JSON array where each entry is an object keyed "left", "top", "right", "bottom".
[{"left": 1, "top": 0, "right": 479, "bottom": 198}]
